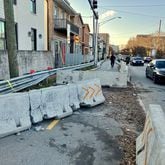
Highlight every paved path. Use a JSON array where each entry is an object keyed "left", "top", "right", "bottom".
[{"left": 98, "top": 60, "right": 119, "bottom": 72}]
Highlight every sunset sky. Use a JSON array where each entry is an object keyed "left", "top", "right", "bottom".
[{"left": 68, "top": 0, "right": 165, "bottom": 46}]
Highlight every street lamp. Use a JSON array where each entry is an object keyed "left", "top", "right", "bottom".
[
  {"left": 97, "top": 16, "right": 121, "bottom": 61},
  {"left": 99, "top": 16, "right": 122, "bottom": 26}
]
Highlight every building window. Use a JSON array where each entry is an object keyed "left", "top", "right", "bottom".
[
  {"left": 30, "top": 0, "right": 36, "bottom": 14},
  {"left": 54, "top": 5, "right": 59, "bottom": 18},
  {"left": 13, "top": 0, "right": 17, "bottom": 5},
  {"left": 62, "top": 11, "right": 65, "bottom": 19},
  {"left": 0, "top": 20, "right": 6, "bottom": 50},
  {"left": 31, "top": 28, "right": 37, "bottom": 50}
]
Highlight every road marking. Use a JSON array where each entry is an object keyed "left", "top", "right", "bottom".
[{"left": 46, "top": 120, "right": 59, "bottom": 130}]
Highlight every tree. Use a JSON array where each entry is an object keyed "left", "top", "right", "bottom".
[{"left": 4, "top": 0, "right": 18, "bottom": 78}]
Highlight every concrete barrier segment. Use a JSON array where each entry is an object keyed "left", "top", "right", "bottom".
[
  {"left": 120, "top": 61, "right": 128, "bottom": 73},
  {"left": 41, "top": 86, "right": 73, "bottom": 119},
  {"left": 0, "top": 93, "right": 31, "bottom": 138},
  {"left": 67, "top": 84, "right": 80, "bottom": 111},
  {"left": 29, "top": 90, "right": 43, "bottom": 123},
  {"left": 56, "top": 70, "right": 128, "bottom": 88},
  {"left": 136, "top": 104, "right": 165, "bottom": 165},
  {"left": 56, "top": 70, "right": 79, "bottom": 84},
  {"left": 76, "top": 78, "right": 105, "bottom": 107}
]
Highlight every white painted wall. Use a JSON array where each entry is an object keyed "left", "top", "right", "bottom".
[
  {"left": 14, "top": 0, "right": 47, "bottom": 50},
  {"left": 0, "top": 0, "right": 4, "bottom": 19},
  {"left": 0, "top": 0, "right": 47, "bottom": 50}
]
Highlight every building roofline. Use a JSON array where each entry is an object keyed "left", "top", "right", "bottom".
[
  {"left": 83, "top": 24, "right": 90, "bottom": 32},
  {"left": 54, "top": 0, "right": 77, "bottom": 15}
]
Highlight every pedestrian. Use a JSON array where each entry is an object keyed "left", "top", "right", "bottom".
[
  {"left": 125, "top": 55, "right": 130, "bottom": 65},
  {"left": 110, "top": 53, "right": 116, "bottom": 68}
]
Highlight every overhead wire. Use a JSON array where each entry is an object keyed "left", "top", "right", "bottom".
[
  {"left": 99, "top": 4, "right": 165, "bottom": 8},
  {"left": 99, "top": 7, "right": 165, "bottom": 19}
]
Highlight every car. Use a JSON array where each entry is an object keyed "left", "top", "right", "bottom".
[
  {"left": 130, "top": 57, "right": 144, "bottom": 66},
  {"left": 146, "top": 59, "right": 165, "bottom": 83},
  {"left": 144, "top": 56, "right": 152, "bottom": 63}
]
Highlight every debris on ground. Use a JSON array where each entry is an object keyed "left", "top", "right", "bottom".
[{"left": 103, "top": 84, "right": 146, "bottom": 164}]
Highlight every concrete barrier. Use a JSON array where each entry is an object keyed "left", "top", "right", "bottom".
[
  {"left": 136, "top": 104, "right": 165, "bottom": 165},
  {"left": 41, "top": 86, "right": 73, "bottom": 119},
  {"left": 68, "top": 84, "right": 80, "bottom": 111},
  {"left": 0, "top": 80, "right": 104, "bottom": 138},
  {"left": 56, "top": 69, "right": 128, "bottom": 88},
  {"left": 76, "top": 79, "right": 105, "bottom": 107},
  {"left": 29, "top": 90, "right": 43, "bottom": 123},
  {"left": 0, "top": 93, "right": 31, "bottom": 138}
]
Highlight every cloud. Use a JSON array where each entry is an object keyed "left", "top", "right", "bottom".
[{"left": 100, "top": 10, "right": 117, "bottom": 20}]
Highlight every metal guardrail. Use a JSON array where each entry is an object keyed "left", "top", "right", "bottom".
[{"left": 0, "top": 62, "right": 94, "bottom": 95}]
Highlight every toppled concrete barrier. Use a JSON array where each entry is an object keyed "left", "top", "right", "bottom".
[
  {"left": 76, "top": 79, "right": 105, "bottom": 107},
  {"left": 41, "top": 86, "right": 73, "bottom": 119},
  {"left": 0, "top": 93, "right": 31, "bottom": 138},
  {"left": 29, "top": 90, "right": 43, "bottom": 123},
  {"left": 136, "top": 104, "right": 165, "bottom": 165}
]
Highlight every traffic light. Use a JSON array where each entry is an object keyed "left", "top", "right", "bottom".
[{"left": 92, "top": 0, "right": 97, "bottom": 9}]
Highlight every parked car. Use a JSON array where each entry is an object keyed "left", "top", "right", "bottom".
[
  {"left": 146, "top": 59, "right": 165, "bottom": 83},
  {"left": 144, "top": 56, "right": 152, "bottom": 63},
  {"left": 130, "top": 57, "right": 144, "bottom": 66}
]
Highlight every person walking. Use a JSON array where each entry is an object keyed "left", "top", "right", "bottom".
[
  {"left": 110, "top": 53, "right": 116, "bottom": 68},
  {"left": 125, "top": 55, "right": 130, "bottom": 65}
]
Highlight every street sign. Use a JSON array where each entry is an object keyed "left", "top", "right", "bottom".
[{"left": 74, "top": 35, "right": 79, "bottom": 43}]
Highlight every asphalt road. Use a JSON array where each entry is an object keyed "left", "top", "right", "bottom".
[{"left": 130, "top": 63, "right": 165, "bottom": 112}]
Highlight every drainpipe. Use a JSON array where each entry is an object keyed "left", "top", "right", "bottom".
[{"left": 46, "top": 0, "right": 49, "bottom": 51}]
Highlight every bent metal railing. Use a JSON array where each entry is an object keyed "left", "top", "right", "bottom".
[{"left": 0, "top": 62, "right": 94, "bottom": 95}]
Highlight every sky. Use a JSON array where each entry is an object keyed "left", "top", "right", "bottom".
[{"left": 68, "top": 0, "right": 165, "bottom": 46}]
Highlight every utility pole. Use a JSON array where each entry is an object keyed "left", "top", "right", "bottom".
[
  {"left": 158, "top": 19, "right": 161, "bottom": 50},
  {"left": 4, "top": 0, "right": 18, "bottom": 78}
]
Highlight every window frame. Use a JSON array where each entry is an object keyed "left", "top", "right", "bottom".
[
  {"left": 0, "top": 20, "right": 6, "bottom": 50},
  {"left": 30, "top": 0, "right": 36, "bottom": 14},
  {"left": 13, "top": 0, "right": 17, "bottom": 5}
]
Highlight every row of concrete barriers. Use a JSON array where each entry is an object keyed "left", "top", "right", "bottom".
[
  {"left": 136, "top": 104, "right": 165, "bottom": 165},
  {"left": 0, "top": 78, "right": 105, "bottom": 138},
  {"left": 56, "top": 61, "right": 130, "bottom": 88}
]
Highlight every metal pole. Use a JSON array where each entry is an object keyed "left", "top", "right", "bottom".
[
  {"left": 158, "top": 19, "right": 161, "bottom": 50},
  {"left": 95, "top": 17, "right": 98, "bottom": 63},
  {"left": 93, "top": 15, "right": 96, "bottom": 64}
]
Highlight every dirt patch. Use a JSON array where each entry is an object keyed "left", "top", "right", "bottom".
[{"left": 102, "top": 84, "right": 146, "bottom": 165}]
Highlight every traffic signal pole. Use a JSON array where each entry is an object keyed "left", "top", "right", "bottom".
[
  {"left": 95, "top": 17, "right": 98, "bottom": 63},
  {"left": 88, "top": 0, "right": 98, "bottom": 65},
  {"left": 93, "top": 15, "right": 96, "bottom": 63}
]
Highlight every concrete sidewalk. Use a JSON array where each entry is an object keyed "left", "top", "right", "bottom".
[{"left": 98, "top": 60, "right": 119, "bottom": 72}]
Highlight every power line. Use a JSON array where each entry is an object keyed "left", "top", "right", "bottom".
[
  {"left": 99, "top": 4, "right": 165, "bottom": 8},
  {"left": 81, "top": 15, "right": 93, "bottom": 18},
  {"left": 99, "top": 8, "right": 165, "bottom": 19}
]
